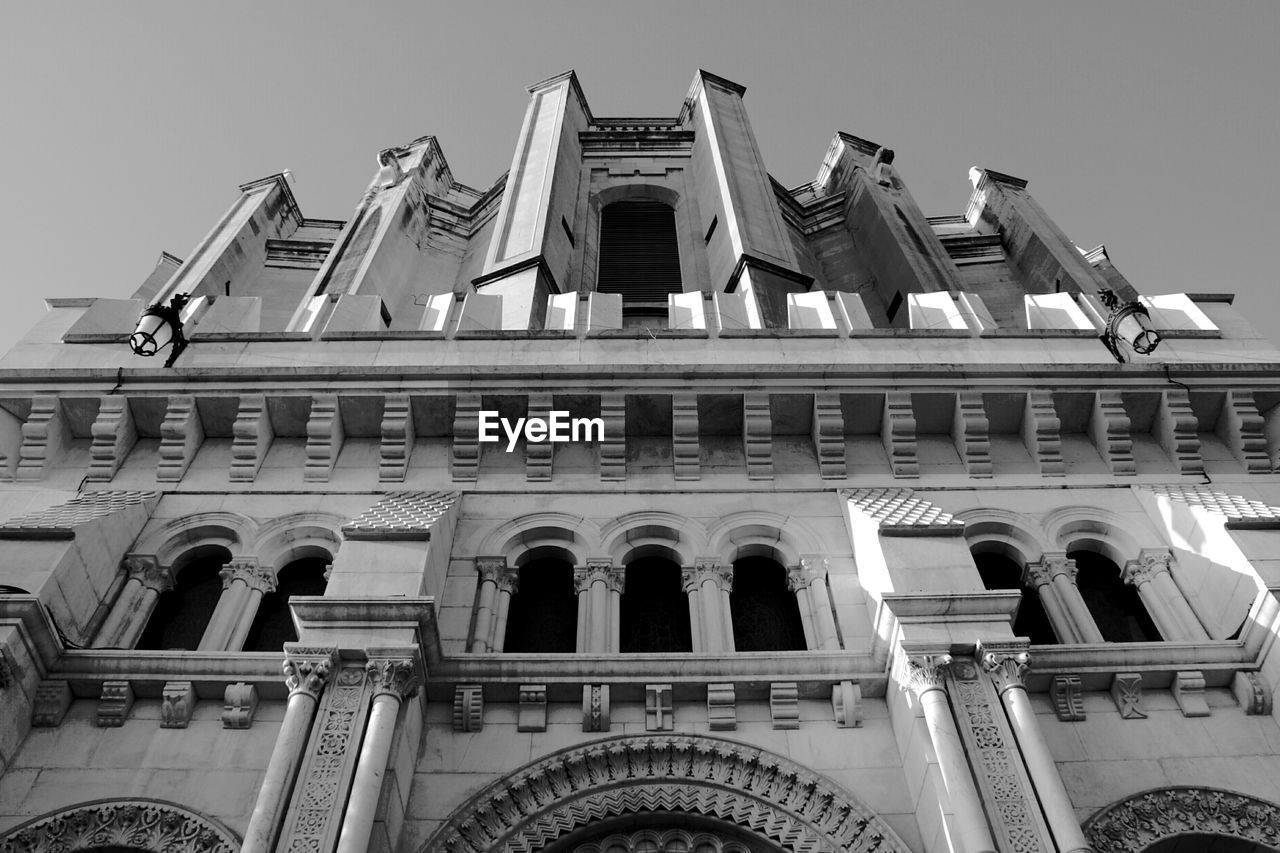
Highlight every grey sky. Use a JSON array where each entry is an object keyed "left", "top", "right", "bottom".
[{"left": 2, "top": 1, "right": 1277, "bottom": 350}]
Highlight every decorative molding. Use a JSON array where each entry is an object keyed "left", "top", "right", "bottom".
[
  {"left": 222, "top": 682, "right": 259, "bottom": 729},
  {"left": 1089, "top": 390, "right": 1135, "bottom": 476},
  {"left": 282, "top": 645, "right": 337, "bottom": 700},
  {"left": 979, "top": 641, "right": 1030, "bottom": 694},
  {"left": 31, "top": 679, "right": 72, "bottom": 727},
  {"left": 426, "top": 733, "right": 914, "bottom": 853},
  {"left": 1154, "top": 389, "right": 1202, "bottom": 474},
  {"left": 598, "top": 393, "right": 626, "bottom": 482},
  {"left": 0, "top": 492, "right": 158, "bottom": 539},
  {"left": 681, "top": 562, "right": 733, "bottom": 593},
  {"left": 1110, "top": 672, "right": 1147, "bottom": 719},
  {"left": 160, "top": 680, "right": 196, "bottom": 728},
  {"left": 574, "top": 561, "right": 622, "bottom": 594},
  {"left": 342, "top": 491, "right": 458, "bottom": 540},
  {"left": 880, "top": 391, "right": 918, "bottom": 478},
  {"left": 1051, "top": 675, "right": 1085, "bottom": 721},
  {"left": 518, "top": 684, "right": 547, "bottom": 732},
  {"left": 452, "top": 393, "right": 481, "bottom": 482},
  {"left": 1022, "top": 390, "right": 1064, "bottom": 476},
  {"left": 97, "top": 680, "right": 135, "bottom": 727},
  {"left": 573, "top": 828, "right": 753, "bottom": 853},
  {"left": 87, "top": 396, "right": 137, "bottom": 482},
  {"left": 672, "top": 393, "right": 700, "bottom": 481},
  {"left": 525, "top": 392, "right": 554, "bottom": 481},
  {"left": 1172, "top": 670, "right": 1210, "bottom": 717},
  {"left": 743, "top": 392, "right": 773, "bottom": 480},
  {"left": 1121, "top": 548, "right": 1172, "bottom": 588},
  {"left": 304, "top": 394, "right": 344, "bottom": 482},
  {"left": 230, "top": 394, "right": 273, "bottom": 482},
  {"left": 454, "top": 683, "right": 483, "bottom": 732},
  {"left": 366, "top": 654, "right": 421, "bottom": 700},
  {"left": 786, "top": 557, "right": 826, "bottom": 592},
  {"left": 157, "top": 394, "right": 204, "bottom": 482},
  {"left": 1140, "top": 484, "right": 1280, "bottom": 528},
  {"left": 379, "top": 393, "right": 415, "bottom": 482},
  {"left": 811, "top": 392, "right": 846, "bottom": 479},
  {"left": 831, "top": 679, "right": 861, "bottom": 728},
  {"left": 645, "top": 683, "right": 673, "bottom": 731},
  {"left": 15, "top": 396, "right": 66, "bottom": 482},
  {"left": 582, "top": 684, "right": 610, "bottom": 732},
  {"left": 952, "top": 391, "right": 992, "bottom": 477},
  {"left": 900, "top": 652, "right": 953, "bottom": 696},
  {"left": 1084, "top": 787, "right": 1280, "bottom": 853},
  {"left": 843, "top": 488, "right": 963, "bottom": 533},
  {"left": 769, "top": 681, "right": 800, "bottom": 729},
  {"left": 1027, "top": 552, "right": 1076, "bottom": 586},
  {"left": 0, "top": 798, "right": 241, "bottom": 853},
  {"left": 221, "top": 558, "right": 275, "bottom": 594},
  {"left": 1217, "top": 389, "right": 1269, "bottom": 473},
  {"left": 1231, "top": 671, "right": 1272, "bottom": 715},
  {"left": 706, "top": 683, "right": 736, "bottom": 731}
]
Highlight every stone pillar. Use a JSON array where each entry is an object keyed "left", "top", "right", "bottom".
[
  {"left": 1031, "top": 554, "right": 1105, "bottom": 644},
  {"left": 574, "top": 560, "right": 622, "bottom": 652},
  {"left": 490, "top": 568, "right": 520, "bottom": 653},
  {"left": 198, "top": 558, "right": 268, "bottom": 651},
  {"left": 242, "top": 648, "right": 335, "bottom": 853},
  {"left": 470, "top": 557, "right": 505, "bottom": 652},
  {"left": 336, "top": 651, "right": 421, "bottom": 853},
  {"left": 788, "top": 556, "right": 840, "bottom": 650},
  {"left": 981, "top": 644, "right": 1092, "bottom": 853},
  {"left": 1122, "top": 550, "right": 1209, "bottom": 641},
  {"left": 682, "top": 561, "right": 735, "bottom": 652},
  {"left": 901, "top": 653, "right": 996, "bottom": 853},
  {"left": 226, "top": 565, "right": 278, "bottom": 651},
  {"left": 94, "top": 556, "right": 173, "bottom": 649}
]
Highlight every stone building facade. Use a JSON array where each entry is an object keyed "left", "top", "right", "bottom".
[{"left": 1, "top": 70, "right": 1280, "bottom": 853}]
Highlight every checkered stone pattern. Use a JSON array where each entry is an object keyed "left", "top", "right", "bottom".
[
  {"left": 341, "top": 491, "right": 460, "bottom": 540},
  {"left": 0, "top": 491, "right": 159, "bottom": 538},
  {"left": 1142, "top": 484, "right": 1280, "bottom": 528},
  {"left": 843, "top": 488, "right": 964, "bottom": 533}
]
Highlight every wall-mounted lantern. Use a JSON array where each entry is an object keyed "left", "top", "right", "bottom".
[
  {"left": 129, "top": 293, "right": 190, "bottom": 367},
  {"left": 1098, "top": 289, "right": 1161, "bottom": 362}
]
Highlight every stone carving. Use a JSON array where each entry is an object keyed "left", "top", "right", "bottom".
[
  {"left": 1140, "top": 484, "right": 1280, "bottom": 528},
  {"left": 880, "top": 391, "right": 918, "bottom": 478},
  {"left": 1122, "top": 549, "right": 1171, "bottom": 588},
  {"left": 811, "top": 392, "right": 846, "bottom": 480},
  {"left": 160, "top": 680, "right": 196, "bottom": 728},
  {"left": 452, "top": 393, "right": 481, "bottom": 482},
  {"left": 454, "top": 684, "right": 483, "bottom": 732},
  {"left": 526, "top": 392, "right": 554, "bottom": 481},
  {"left": 0, "top": 798, "right": 240, "bottom": 853},
  {"left": 681, "top": 563, "right": 733, "bottom": 594},
  {"left": 230, "top": 393, "right": 273, "bottom": 482},
  {"left": 672, "top": 393, "right": 700, "bottom": 481},
  {"left": 1154, "top": 388, "right": 1202, "bottom": 474},
  {"left": 282, "top": 646, "right": 336, "bottom": 700},
  {"left": 582, "top": 684, "right": 610, "bottom": 732},
  {"left": 769, "top": 681, "right": 800, "bottom": 729},
  {"left": 831, "top": 679, "right": 861, "bottom": 728},
  {"left": 953, "top": 391, "right": 992, "bottom": 477},
  {"left": 573, "top": 828, "right": 755, "bottom": 853},
  {"left": 97, "top": 680, "right": 134, "bottom": 727},
  {"left": 743, "top": 392, "right": 773, "bottom": 480},
  {"left": 476, "top": 556, "right": 507, "bottom": 584},
  {"left": 646, "top": 683, "right": 673, "bottom": 731},
  {"left": 1084, "top": 787, "right": 1280, "bottom": 853},
  {"left": 900, "top": 653, "right": 953, "bottom": 695},
  {"left": 1051, "top": 675, "right": 1085, "bottom": 721},
  {"left": 1088, "top": 390, "right": 1135, "bottom": 476},
  {"left": 379, "top": 393, "right": 415, "bottom": 482},
  {"left": 366, "top": 656, "right": 420, "bottom": 699},
  {"left": 157, "top": 394, "right": 204, "bottom": 482},
  {"left": 426, "top": 733, "right": 914, "bottom": 853},
  {"left": 1029, "top": 553, "right": 1077, "bottom": 584},
  {"left": 842, "top": 488, "right": 962, "bottom": 532},
  {"left": 342, "top": 491, "right": 459, "bottom": 540},
  {"left": 31, "top": 679, "right": 72, "bottom": 727},
  {"left": 496, "top": 568, "right": 520, "bottom": 596},
  {"left": 15, "top": 396, "right": 64, "bottom": 482},
  {"left": 221, "top": 559, "right": 275, "bottom": 594},
  {"left": 304, "top": 394, "right": 344, "bottom": 482},
  {"left": 1110, "top": 672, "right": 1147, "bottom": 719},
  {"left": 786, "top": 557, "right": 827, "bottom": 592},
  {"left": 87, "top": 395, "right": 137, "bottom": 482},
  {"left": 599, "top": 393, "right": 626, "bottom": 482},
  {"left": 518, "top": 684, "right": 547, "bottom": 732},
  {"left": 1218, "top": 389, "right": 1269, "bottom": 473},
  {"left": 0, "top": 491, "right": 158, "bottom": 537},
  {"left": 1172, "top": 670, "right": 1210, "bottom": 717},
  {"left": 706, "top": 683, "right": 736, "bottom": 731},
  {"left": 979, "top": 642, "right": 1030, "bottom": 694},
  {"left": 574, "top": 561, "right": 622, "bottom": 594},
  {"left": 1022, "top": 390, "right": 1064, "bottom": 476},
  {"left": 1231, "top": 671, "right": 1272, "bottom": 715},
  {"left": 222, "top": 682, "right": 259, "bottom": 729}
]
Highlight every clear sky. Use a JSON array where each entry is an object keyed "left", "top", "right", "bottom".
[{"left": 2, "top": 1, "right": 1278, "bottom": 350}]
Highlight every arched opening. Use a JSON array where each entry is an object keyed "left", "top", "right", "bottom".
[
  {"left": 136, "top": 549, "right": 229, "bottom": 650},
  {"left": 1144, "top": 834, "right": 1276, "bottom": 853},
  {"left": 243, "top": 557, "right": 329, "bottom": 651},
  {"left": 597, "top": 199, "right": 682, "bottom": 326},
  {"left": 974, "top": 552, "right": 1058, "bottom": 645},
  {"left": 620, "top": 557, "right": 691, "bottom": 653},
  {"left": 1084, "top": 787, "right": 1280, "bottom": 853},
  {"left": 730, "top": 557, "right": 805, "bottom": 651},
  {"left": 1071, "top": 549, "right": 1161, "bottom": 642},
  {"left": 505, "top": 557, "right": 578, "bottom": 653}
]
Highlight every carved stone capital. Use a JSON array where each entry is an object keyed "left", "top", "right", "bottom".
[
  {"left": 496, "top": 567, "right": 520, "bottom": 595},
  {"left": 1122, "top": 549, "right": 1173, "bottom": 588},
  {"left": 682, "top": 561, "right": 733, "bottom": 593},
  {"left": 786, "top": 558, "right": 827, "bottom": 592},
  {"left": 900, "top": 652, "right": 953, "bottom": 696},
  {"left": 221, "top": 559, "right": 276, "bottom": 594},
  {"left": 475, "top": 556, "right": 507, "bottom": 584},
  {"left": 365, "top": 651, "right": 421, "bottom": 700},
  {"left": 1085, "top": 787, "right": 1280, "bottom": 853},
  {"left": 124, "top": 555, "right": 173, "bottom": 594},
  {"left": 574, "top": 560, "right": 621, "bottom": 594},
  {"left": 978, "top": 641, "right": 1031, "bottom": 694},
  {"left": 282, "top": 646, "right": 337, "bottom": 700},
  {"left": 1028, "top": 553, "right": 1076, "bottom": 586}
]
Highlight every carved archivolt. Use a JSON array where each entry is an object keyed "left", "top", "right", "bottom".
[
  {"left": 573, "top": 827, "right": 759, "bottom": 853},
  {"left": 424, "top": 734, "right": 911, "bottom": 853},
  {"left": 0, "top": 798, "right": 240, "bottom": 853},
  {"left": 1084, "top": 786, "right": 1280, "bottom": 853}
]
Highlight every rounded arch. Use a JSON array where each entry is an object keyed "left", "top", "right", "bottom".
[
  {"left": 478, "top": 512, "right": 601, "bottom": 568},
  {"left": 591, "top": 182, "right": 682, "bottom": 211},
  {"left": 132, "top": 511, "right": 257, "bottom": 570},
  {"left": 0, "top": 797, "right": 240, "bottom": 852},
  {"left": 1084, "top": 786, "right": 1280, "bottom": 853},
  {"left": 1042, "top": 506, "right": 1151, "bottom": 565},
  {"left": 421, "top": 734, "right": 913, "bottom": 853},
  {"left": 957, "top": 508, "right": 1051, "bottom": 566},
  {"left": 601, "top": 511, "right": 706, "bottom": 567},
  {"left": 253, "top": 511, "right": 346, "bottom": 575},
  {"left": 705, "top": 511, "right": 823, "bottom": 567}
]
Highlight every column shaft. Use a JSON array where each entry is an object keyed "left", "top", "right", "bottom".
[
  {"left": 471, "top": 577, "right": 497, "bottom": 652},
  {"left": 575, "top": 588, "right": 588, "bottom": 652},
  {"left": 1154, "top": 571, "right": 1209, "bottom": 640},
  {"left": 720, "top": 587, "right": 736, "bottom": 652},
  {"left": 809, "top": 582, "right": 840, "bottom": 650},
  {"left": 227, "top": 587, "right": 267, "bottom": 651},
  {"left": 700, "top": 577, "right": 725, "bottom": 652},
  {"left": 918, "top": 688, "right": 998, "bottom": 853},
  {"left": 198, "top": 579, "right": 249, "bottom": 651},
  {"left": 491, "top": 587, "right": 513, "bottom": 652},
  {"left": 589, "top": 578, "right": 608, "bottom": 651},
  {"left": 336, "top": 693, "right": 401, "bottom": 853},
  {"left": 1053, "top": 574, "right": 1104, "bottom": 643},
  {"left": 686, "top": 587, "right": 703, "bottom": 653},
  {"left": 242, "top": 691, "right": 319, "bottom": 853},
  {"left": 1131, "top": 579, "right": 1181, "bottom": 640},
  {"left": 94, "top": 577, "right": 144, "bottom": 648},
  {"left": 1029, "top": 578, "right": 1080, "bottom": 643}
]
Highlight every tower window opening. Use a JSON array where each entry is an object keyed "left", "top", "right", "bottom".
[
  {"left": 620, "top": 557, "right": 691, "bottom": 653},
  {"left": 504, "top": 558, "right": 578, "bottom": 653},
  {"left": 974, "top": 552, "right": 1058, "bottom": 645},
  {"left": 1071, "top": 550, "right": 1161, "bottom": 643},
  {"left": 597, "top": 199, "right": 682, "bottom": 324}
]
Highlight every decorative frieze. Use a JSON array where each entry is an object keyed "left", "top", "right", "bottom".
[
  {"left": 811, "top": 392, "right": 846, "bottom": 479},
  {"left": 582, "top": 684, "right": 610, "bottom": 732},
  {"left": 706, "top": 683, "right": 736, "bottom": 731},
  {"left": 831, "top": 679, "right": 861, "bottom": 728},
  {"left": 742, "top": 392, "right": 773, "bottom": 480},
  {"left": 156, "top": 395, "right": 204, "bottom": 482},
  {"left": 453, "top": 683, "right": 483, "bottom": 732},
  {"left": 160, "top": 680, "right": 196, "bottom": 728},
  {"left": 1154, "top": 388, "right": 1202, "bottom": 474},
  {"left": 880, "top": 391, "right": 918, "bottom": 478},
  {"left": 0, "top": 800, "right": 239, "bottom": 853},
  {"left": 526, "top": 392, "right": 554, "bottom": 481},
  {"left": 303, "top": 394, "right": 344, "bottom": 482},
  {"left": 952, "top": 392, "right": 992, "bottom": 477},
  {"left": 518, "top": 684, "right": 547, "bottom": 732},
  {"left": 672, "top": 393, "right": 699, "bottom": 481},
  {"left": 0, "top": 492, "right": 159, "bottom": 538},
  {"left": 1051, "top": 675, "right": 1086, "bottom": 721},
  {"left": 1110, "top": 672, "right": 1147, "bottom": 719},
  {"left": 1140, "top": 484, "right": 1280, "bottom": 528},
  {"left": 598, "top": 393, "right": 626, "bottom": 481},
  {"left": 1172, "top": 670, "right": 1210, "bottom": 717},
  {"left": 222, "top": 682, "right": 259, "bottom": 729},
  {"left": 230, "top": 394, "right": 273, "bottom": 482},
  {"left": 1022, "top": 390, "right": 1064, "bottom": 476},
  {"left": 378, "top": 393, "right": 415, "bottom": 482},
  {"left": 15, "top": 396, "right": 67, "bottom": 482},
  {"left": 769, "top": 682, "right": 800, "bottom": 729},
  {"left": 87, "top": 396, "right": 137, "bottom": 482},
  {"left": 1086, "top": 787, "right": 1280, "bottom": 853},
  {"left": 452, "top": 393, "right": 481, "bottom": 482},
  {"left": 31, "top": 680, "right": 72, "bottom": 727},
  {"left": 1231, "top": 671, "right": 1272, "bottom": 715},
  {"left": 843, "top": 488, "right": 963, "bottom": 532},
  {"left": 1217, "top": 389, "right": 1270, "bottom": 473},
  {"left": 1089, "top": 390, "right": 1135, "bottom": 475},
  {"left": 97, "top": 680, "right": 134, "bottom": 727},
  {"left": 645, "top": 683, "right": 674, "bottom": 731}
]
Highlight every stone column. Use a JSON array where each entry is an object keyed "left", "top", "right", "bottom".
[
  {"left": 242, "top": 648, "right": 336, "bottom": 853},
  {"left": 682, "top": 560, "right": 734, "bottom": 652},
  {"left": 1032, "top": 554, "right": 1105, "bottom": 644},
  {"left": 574, "top": 560, "right": 622, "bottom": 652},
  {"left": 489, "top": 567, "right": 520, "bottom": 653},
  {"left": 788, "top": 557, "right": 840, "bottom": 650},
  {"left": 902, "top": 653, "right": 996, "bottom": 853},
  {"left": 1122, "top": 550, "right": 1209, "bottom": 641},
  {"left": 94, "top": 556, "right": 173, "bottom": 649},
  {"left": 470, "top": 557, "right": 505, "bottom": 652},
  {"left": 981, "top": 644, "right": 1092, "bottom": 853},
  {"left": 226, "top": 565, "right": 278, "bottom": 651},
  {"left": 197, "top": 558, "right": 263, "bottom": 651},
  {"left": 336, "top": 652, "right": 421, "bottom": 853}
]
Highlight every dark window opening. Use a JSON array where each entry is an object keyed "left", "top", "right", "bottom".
[
  {"left": 504, "top": 558, "right": 578, "bottom": 653},
  {"left": 1071, "top": 550, "right": 1161, "bottom": 643},
  {"left": 730, "top": 557, "right": 806, "bottom": 651},
  {"left": 620, "top": 557, "right": 691, "bottom": 653},
  {"left": 243, "top": 557, "right": 329, "bottom": 652},
  {"left": 562, "top": 215, "right": 575, "bottom": 247},
  {"left": 886, "top": 290, "right": 904, "bottom": 323},
  {"left": 597, "top": 199, "right": 682, "bottom": 321},
  {"left": 704, "top": 216, "right": 718, "bottom": 244},
  {"left": 137, "top": 553, "right": 228, "bottom": 650},
  {"left": 974, "top": 552, "right": 1058, "bottom": 645}
]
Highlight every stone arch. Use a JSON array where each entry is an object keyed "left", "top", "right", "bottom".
[
  {"left": 253, "top": 510, "right": 346, "bottom": 575},
  {"left": 131, "top": 511, "right": 257, "bottom": 571},
  {"left": 479, "top": 512, "right": 601, "bottom": 567},
  {"left": 0, "top": 797, "right": 240, "bottom": 853},
  {"left": 1084, "top": 786, "right": 1280, "bottom": 853},
  {"left": 957, "top": 508, "right": 1051, "bottom": 565},
  {"left": 1041, "top": 506, "right": 1152, "bottom": 565},
  {"left": 601, "top": 511, "right": 706, "bottom": 566},
  {"left": 422, "top": 733, "right": 913, "bottom": 853},
  {"left": 705, "top": 511, "right": 823, "bottom": 567}
]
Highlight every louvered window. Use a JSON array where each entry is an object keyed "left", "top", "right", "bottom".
[{"left": 597, "top": 199, "right": 682, "bottom": 319}]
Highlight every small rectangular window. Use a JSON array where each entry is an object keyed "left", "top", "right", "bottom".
[
  {"left": 886, "top": 290, "right": 904, "bottom": 323},
  {"left": 704, "top": 216, "right": 718, "bottom": 244},
  {"left": 561, "top": 216, "right": 575, "bottom": 247}
]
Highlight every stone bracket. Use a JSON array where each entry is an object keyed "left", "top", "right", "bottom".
[
  {"left": 881, "top": 391, "right": 918, "bottom": 478},
  {"left": 379, "top": 394, "right": 415, "bottom": 482},
  {"left": 222, "top": 682, "right": 259, "bottom": 729},
  {"left": 646, "top": 683, "right": 674, "bottom": 731},
  {"left": 31, "top": 679, "right": 72, "bottom": 727},
  {"left": 1231, "top": 671, "right": 1272, "bottom": 715},
  {"left": 1172, "top": 670, "right": 1211, "bottom": 717},
  {"left": 452, "top": 393, "right": 481, "bottom": 482},
  {"left": 453, "top": 683, "right": 483, "bottom": 732},
  {"left": 812, "top": 392, "right": 846, "bottom": 479},
  {"left": 87, "top": 396, "right": 137, "bottom": 482},
  {"left": 582, "top": 684, "right": 611, "bottom": 732},
  {"left": 1051, "top": 675, "right": 1085, "bottom": 721},
  {"left": 157, "top": 395, "right": 204, "bottom": 482},
  {"left": 707, "top": 683, "right": 736, "bottom": 731},
  {"left": 599, "top": 394, "right": 626, "bottom": 482},
  {"left": 743, "top": 393, "right": 773, "bottom": 480},
  {"left": 1110, "top": 672, "right": 1147, "bottom": 719},
  {"left": 1022, "top": 390, "right": 1064, "bottom": 476},
  {"left": 16, "top": 396, "right": 68, "bottom": 482},
  {"left": 517, "top": 683, "right": 547, "bottom": 732},
  {"left": 1089, "top": 390, "right": 1135, "bottom": 476},
  {"left": 97, "top": 680, "right": 135, "bottom": 727},
  {"left": 1217, "top": 390, "right": 1270, "bottom": 473},
  {"left": 160, "top": 680, "right": 196, "bottom": 728},
  {"left": 952, "top": 392, "right": 992, "bottom": 477},
  {"left": 229, "top": 394, "right": 273, "bottom": 482},
  {"left": 304, "top": 394, "right": 344, "bottom": 482},
  {"left": 526, "top": 392, "right": 554, "bottom": 481},
  {"left": 769, "top": 681, "right": 800, "bottom": 729},
  {"left": 672, "top": 394, "right": 700, "bottom": 481},
  {"left": 831, "top": 679, "right": 861, "bottom": 727},
  {"left": 1154, "top": 389, "right": 1202, "bottom": 475}
]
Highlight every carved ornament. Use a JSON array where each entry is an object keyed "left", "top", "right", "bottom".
[
  {"left": 1085, "top": 787, "right": 1280, "bottom": 853},
  {"left": 0, "top": 798, "right": 240, "bottom": 853}
]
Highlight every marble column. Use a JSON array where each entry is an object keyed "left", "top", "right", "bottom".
[
  {"left": 1122, "top": 549, "right": 1209, "bottom": 641},
  {"left": 470, "top": 557, "right": 505, "bottom": 652},
  {"left": 197, "top": 558, "right": 264, "bottom": 651},
  {"left": 226, "top": 565, "right": 278, "bottom": 651},
  {"left": 574, "top": 560, "right": 622, "bottom": 652},
  {"left": 981, "top": 643, "right": 1093, "bottom": 853},
  {"left": 787, "top": 556, "right": 840, "bottom": 650},
  {"left": 489, "top": 568, "right": 520, "bottom": 653},
  {"left": 94, "top": 555, "right": 173, "bottom": 649},
  {"left": 242, "top": 648, "right": 335, "bottom": 853},
  {"left": 1031, "top": 554, "right": 1105, "bottom": 644},
  {"left": 682, "top": 560, "right": 734, "bottom": 652}
]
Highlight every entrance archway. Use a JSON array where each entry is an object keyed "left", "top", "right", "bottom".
[
  {"left": 0, "top": 798, "right": 239, "bottom": 852},
  {"left": 1084, "top": 787, "right": 1280, "bottom": 853}
]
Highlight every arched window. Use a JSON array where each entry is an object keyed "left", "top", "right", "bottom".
[
  {"left": 597, "top": 199, "right": 682, "bottom": 323},
  {"left": 1071, "top": 549, "right": 1161, "bottom": 642},
  {"left": 136, "top": 549, "right": 228, "bottom": 650},
  {"left": 243, "top": 557, "right": 329, "bottom": 651},
  {"left": 620, "top": 556, "right": 691, "bottom": 653},
  {"left": 730, "top": 557, "right": 806, "bottom": 651},
  {"left": 974, "top": 552, "right": 1058, "bottom": 645},
  {"left": 505, "top": 557, "right": 578, "bottom": 653}
]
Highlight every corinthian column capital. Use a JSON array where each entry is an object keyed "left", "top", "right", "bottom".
[
  {"left": 978, "top": 640, "right": 1031, "bottom": 694},
  {"left": 365, "top": 648, "right": 421, "bottom": 699},
  {"left": 281, "top": 645, "right": 337, "bottom": 700},
  {"left": 899, "top": 651, "right": 954, "bottom": 696},
  {"left": 124, "top": 554, "right": 174, "bottom": 594},
  {"left": 475, "top": 556, "right": 507, "bottom": 584},
  {"left": 1122, "top": 548, "right": 1173, "bottom": 588},
  {"left": 1028, "top": 552, "right": 1076, "bottom": 585}
]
